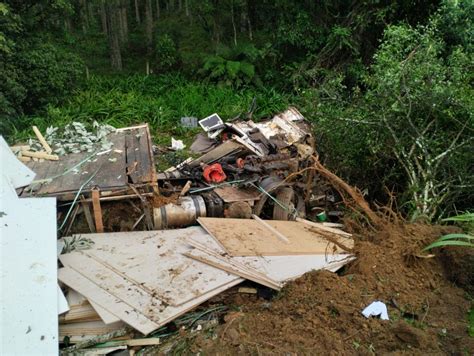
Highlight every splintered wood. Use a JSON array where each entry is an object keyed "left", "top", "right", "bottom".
[{"left": 197, "top": 217, "right": 354, "bottom": 256}]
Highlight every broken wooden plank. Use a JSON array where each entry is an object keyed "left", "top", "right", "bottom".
[
  {"left": 21, "top": 150, "right": 59, "bottom": 160},
  {"left": 32, "top": 125, "right": 52, "bottom": 154}
]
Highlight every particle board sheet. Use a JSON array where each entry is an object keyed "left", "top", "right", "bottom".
[
  {"left": 19, "top": 125, "right": 156, "bottom": 198},
  {"left": 60, "top": 252, "right": 172, "bottom": 322},
  {"left": 197, "top": 217, "right": 354, "bottom": 256},
  {"left": 185, "top": 231, "right": 354, "bottom": 286},
  {"left": 69, "top": 227, "right": 241, "bottom": 307},
  {"left": 1, "top": 181, "right": 58, "bottom": 355},
  {"left": 59, "top": 267, "right": 243, "bottom": 335}
]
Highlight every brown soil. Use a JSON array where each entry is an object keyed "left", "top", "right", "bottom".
[{"left": 190, "top": 222, "right": 474, "bottom": 355}]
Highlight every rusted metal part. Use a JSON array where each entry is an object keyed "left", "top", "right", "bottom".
[{"left": 153, "top": 196, "right": 207, "bottom": 229}]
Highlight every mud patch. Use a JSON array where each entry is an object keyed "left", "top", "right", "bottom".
[{"left": 191, "top": 222, "right": 474, "bottom": 354}]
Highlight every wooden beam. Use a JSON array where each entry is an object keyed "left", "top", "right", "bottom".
[
  {"left": 32, "top": 126, "right": 53, "bottom": 154},
  {"left": 91, "top": 188, "right": 104, "bottom": 233},
  {"left": 21, "top": 150, "right": 59, "bottom": 161},
  {"left": 81, "top": 199, "right": 96, "bottom": 233}
]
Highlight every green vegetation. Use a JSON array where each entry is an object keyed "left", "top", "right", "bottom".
[
  {"left": 0, "top": 0, "right": 472, "bottom": 221},
  {"left": 424, "top": 213, "right": 474, "bottom": 251}
]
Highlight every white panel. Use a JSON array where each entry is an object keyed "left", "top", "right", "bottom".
[
  {"left": 1, "top": 177, "right": 57, "bottom": 355},
  {"left": 0, "top": 136, "right": 36, "bottom": 188}
]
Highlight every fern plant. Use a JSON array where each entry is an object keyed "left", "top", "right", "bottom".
[
  {"left": 200, "top": 43, "right": 260, "bottom": 87},
  {"left": 424, "top": 213, "right": 474, "bottom": 250}
]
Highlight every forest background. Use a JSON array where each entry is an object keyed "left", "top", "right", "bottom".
[{"left": 0, "top": 0, "right": 472, "bottom": 221}]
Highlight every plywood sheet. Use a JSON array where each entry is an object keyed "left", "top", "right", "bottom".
[
  {"left": 197, "top": 217, "right": 354, "bottom": 256},
  {"left": 1, "top": 180, "right": 58, "bottom": 355},
  {"left": 186, "top": 231, "right": 354, "bottom": 285},
  {"left": 74, "top": 228, "right": 240, "bottom": 306},
  {"left": 58, "top": 267, "right": 161, "bottom": 335}
]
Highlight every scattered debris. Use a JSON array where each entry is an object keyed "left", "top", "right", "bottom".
[
  {"left": 170, "top": 137, "right": 185, "bottom": 150},
  {"left": 362, "top": 301, "right": 390, "bottom": 320},
  {"left": 3, "top": 107, "right": 363, "bottom": 354}
]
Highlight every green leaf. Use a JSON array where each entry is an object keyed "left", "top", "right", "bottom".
[
  {"left": 239, "top": 61, "right": 255, "bottom": 78},
  {"left": 225, "top": 61, "right": 241, "bottom": 79},
  {"left": 442, "top": 213, "right": 474, "bottom": 222},
  {"left": 438, "top": 233, "right": 474, "bottom": 241},
  {"left": 423, "top": 240, "right": 474, "bottom": 251}
]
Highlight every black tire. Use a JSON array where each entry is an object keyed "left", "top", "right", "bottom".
[{"left": 273, "top": 187, "right": 295, "bottom": 220}]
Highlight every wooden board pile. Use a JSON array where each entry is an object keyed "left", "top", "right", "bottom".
[{"left": 58, "top": 219, "right": 354, "bottom": 346}]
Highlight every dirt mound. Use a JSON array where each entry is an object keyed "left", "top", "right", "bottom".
[{"left": 191, "top": 222, "right": 473, "bottom": 354}]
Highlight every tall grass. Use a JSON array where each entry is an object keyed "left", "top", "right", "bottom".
[{"left": 6, "top": 74, "right": 291, "bottom": 143}]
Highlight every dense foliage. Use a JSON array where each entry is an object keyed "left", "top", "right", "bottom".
[{"left": 0, "top": 0, "right": 472, "bottom": 220}]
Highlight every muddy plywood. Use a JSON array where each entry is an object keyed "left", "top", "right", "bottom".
[
  {"left": 19, "top": 125, "right": 156, "bottom": 198},
  {"left": 214, "top": 186, "right": 261, "bottom": 203},
  {"left": 197, "top": 218, "right": 354, "bottom": 256},
  {"left": 64, "top": 227, "right": 241, "bottom": 307}
]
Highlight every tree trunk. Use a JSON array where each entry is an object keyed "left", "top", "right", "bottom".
[
  {"left": 156, "top": 0, "right": 160, "bottom": 19},
  {"left": 80, "top": 0, "right": 89, "bottom": 33},
  {"left": 145, "top": 0, "right": 153, "bottom": 53},
  {"left": 134, "top": 0, "right": 141, "bottom": 24},
  {"left": 185, "top": 0, "right": 189, "bottom": 17},
  {"left": 121, "top": 0, "right": 129, "bottom": 43},
  {"left": 106, "top": 0, "right": 123, "bottom": 70},
  {"left": 100, "top": 0, "right": 108, "bottom": 35},
  {"left": 231, "top": 0, "right": 237, "bottom": 46},
  {"left": 246, "top": 0, "right": 253, "bottom": 41},
  {"left": 178, "top": 0, "right": 182, "bottom": 11}
]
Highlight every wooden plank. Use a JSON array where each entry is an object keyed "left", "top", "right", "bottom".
[
  {"left": 59, "top": 321, "right": 125, "bottom": 339},
  {"left": 75, "top": 228, "right": 241, "bottom": 307},
  {"left": 21, "top": 150, "right": 58, "bottom": 160},
  {"left": 82, "top": 200, "right": 96, "bottom": 233},
  {"left": 32, "top": 125, "right": 52, "bottom": 154},
  {"left": 251, "top": 214, "right": 290, "bottom": 243},
  {"left": 58, "top": 268, "right": 161, "bottom": 335},
  {"left": 197, "top": 217, "right": 353, "bottom": 256},
  {"left": 295, "top": 217, "right": 352, "bottom": 237},
  {"left": 214, "top": 186, "right": 260, "bottom": 203},
  {"left": 66, "top": 290, "right": 120, "bottom": 324},
  {"left": 92, "top": 188, "right": 104, "bottom": 233},
  {"left": 59, "top": 302, "right": 101, "bottom": 323}
]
